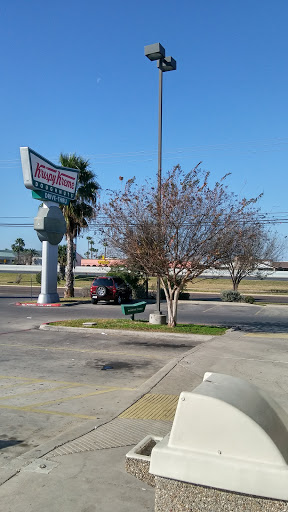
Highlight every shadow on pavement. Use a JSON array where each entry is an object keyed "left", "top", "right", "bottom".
[
  {"left": 230, "top": 322, "right": 288, "bottom": 333},
  {"left": 85, "top": 359, "right": 152, "bottom": 370},
  {"left": 0, "top": 439, "right": 24, "bottom": 450},
  {"left": 121, "top": 340, "right": 195, "bottom": 349}
]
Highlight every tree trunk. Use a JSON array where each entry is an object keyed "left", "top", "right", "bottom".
[
  {"left": 164, "top": 285, "right": 181, "bottom": 327},
  {"left": 232, "top": 280, "right": 238, "bottom": 291},
  {"left": 65, "top": 234, "right": 74, "bottom": 298},
  {"left": 144, "top": 276, "right": 149, "bottom": 299},
  {"left": 166, "top": 296, "right": 175, "bottom": 327},
  {"left": 59, "top": 265, "right": 66, "bottom": 280}
]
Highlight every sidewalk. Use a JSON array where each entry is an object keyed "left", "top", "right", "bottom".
[{"left": 1, "top": 328, "right": 288, "bottom": 511}]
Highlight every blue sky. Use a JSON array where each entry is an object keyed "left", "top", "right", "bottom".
[{"left": 1, "top": 0, "right": 288, "bottom": 258}]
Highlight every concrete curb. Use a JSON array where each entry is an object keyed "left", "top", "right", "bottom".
[
  {"left": 14, "top": 299, "right": 288, "bottom": 308},
  {"left": 39, "top": 323, "right": 215, "bottom": 340},
  {"left": 15, "top": 302, "right": 82, "bottom": 307},
  {"left": 0, "top": 339, "right": 213, "bottom": 486}
]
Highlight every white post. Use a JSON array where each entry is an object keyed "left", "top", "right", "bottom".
[{"left": 37, "top": 201, "right": 60, "bottom": 304}]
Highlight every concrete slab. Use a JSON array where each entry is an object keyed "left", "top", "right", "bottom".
[
  {"left": 0, "top": 447, "right": 155, "bottom": 512},
  {"left": 1, "top": 330, "right": 288, "bottom": 510}
]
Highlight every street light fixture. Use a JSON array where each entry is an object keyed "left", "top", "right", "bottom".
[
  {"left": 144, "top": 43, "right": 165, "bottom": 61},
  {"left": 144, "top": 42, "right": 177, "bottom": 318}
]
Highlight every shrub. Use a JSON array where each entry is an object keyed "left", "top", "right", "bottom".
[
  {"left": 149, "top": 289, "right": 190, "bottom": 300},
  {"left": 179, "top": 292, "right": 190, "bottom": 300},
  {"left": 243, "top": 295, "right": 255, "bottom": 304},
  {"left": 36, "top": 272, "right": 41, "bottom": 285},
  {"left": 221, "top": 290, "right": 243, "bottom": 302},
  {"left": 81, "top": 287, "right": 90, "bottom": 298},
  {"left": 133, "top": 284, "right": 147, "bottom": 299}
]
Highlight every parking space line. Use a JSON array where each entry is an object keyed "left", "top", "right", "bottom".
[
  {"left": 20, "top": 387, "right": 131, "bottom": 410},
  {"left": 0, "top": 403, "right": 98, "bottom": 420},
  {"left": 0, "top": 383, "right": 83, "bottom": 401},
  {"left": 0, "top": 375, "right": 134, "bottom": 391},
  {"left": 0, "top": 376, "right": 41, "bottom": 382},
  {"left": 0, "top": 381, "right": 39, "bottom": 390},
  {"left": 202, "top": 306, "right": 218, "bottom": 312},
  {"left": 0, "top": 342, "right": 167, "bottom": 360},
  {"left": 0, "top": 374, "right": 132, "bottom": 388}
]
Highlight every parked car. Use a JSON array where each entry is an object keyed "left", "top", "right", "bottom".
[{"left": 90, "top": 276, "right": 132, "bottom": 305}]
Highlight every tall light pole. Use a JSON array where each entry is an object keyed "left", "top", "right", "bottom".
[{"left": 144, "top": 43, "right": 177, "bottom": 317}]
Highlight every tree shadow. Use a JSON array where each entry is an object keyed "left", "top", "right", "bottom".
[{"left": 230, "top": 321, "right": 288, "bottom": 333}]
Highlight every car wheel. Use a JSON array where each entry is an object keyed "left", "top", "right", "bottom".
[
  {"left": 91, "top": 298, "right": 98, "bottom": 305},
  {"left": 97, "top": 286, "right": 107, "bottom": 298}
]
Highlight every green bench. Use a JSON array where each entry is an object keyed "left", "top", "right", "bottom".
[{"left": 121, "top": 301, "right": 147, "bottom": 320}]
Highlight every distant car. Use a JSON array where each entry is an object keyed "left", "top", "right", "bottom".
[{"left": 90, "top": 276, "right": 132, "bottom": 305}]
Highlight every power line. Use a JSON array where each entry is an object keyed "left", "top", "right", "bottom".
[{"left": 2, "top": 136, "right": 288, "bottom": 168}]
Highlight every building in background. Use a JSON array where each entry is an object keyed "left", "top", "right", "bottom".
[{"left": 0, "top": 250, "right": 16, "bottom": 264}]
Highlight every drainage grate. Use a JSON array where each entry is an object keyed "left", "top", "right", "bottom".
[{"left": 47, "top": 417, "right": 171, "bottom": 457}]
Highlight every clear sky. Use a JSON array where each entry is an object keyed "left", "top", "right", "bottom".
[{"left": 1, "top": 0, "right": 288, "bottom": 259}]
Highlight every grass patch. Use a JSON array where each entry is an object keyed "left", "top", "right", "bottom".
[
  {"left": 49, "top": 318, "right": 226, "bottom": 335},
  {"left": 186, "top": 278, "right": 288, "bottom": 294},
  {"left": 1, "top": 273, "right": 288, "bottom": 295},
  {"left": 0, "top": 273, "right": 40, "bottom": 285}
]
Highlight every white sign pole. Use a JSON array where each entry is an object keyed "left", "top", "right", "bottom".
[{"left": 37, "top": 202, "right": 60, "bottom": 304}]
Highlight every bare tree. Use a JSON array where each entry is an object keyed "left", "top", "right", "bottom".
[
  {"left": 220, "top": 214, "right": 283, "bottom": 291},
  {"left": 21, "top": 248, "right": 38, "bottom": 265},
  {"left": 101, "top": 165, "right": 252, "bottom": 327}
]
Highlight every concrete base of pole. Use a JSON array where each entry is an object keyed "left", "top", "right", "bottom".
[
  {"left": 37, "top": 235, "right": 59, "bottom": 305},
  {"left": 37, "top": 292, "right": 60, "bottom": 304},
  {"left": 149, "top": 313, "right": 167, "bottom": 325}
]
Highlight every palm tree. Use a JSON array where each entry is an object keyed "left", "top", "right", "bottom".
[
  {"left": 11, "top": 238, "right": 25, "bottom": 264},
  {"left": 86, "top": 236, "right": 92, "bottom": 258},
  {"left": 90, "top": 240, "right": 96, "bottom": 259},
  {"left": 59, "top": 153, "right": 100, "bottom": 297},
  {"left": 91, "top": 247, "right": 99, "bottom": 259},
  {"left": 58, "top": 244, "right": 67, "bottom": 280}
]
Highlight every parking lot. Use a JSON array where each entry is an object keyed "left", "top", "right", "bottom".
[
  {"left": 0, "top": 294, "right": 204, "bottom": 466},
  {"left": 1, "top": 289, "right": 288, "bottom": 467}
]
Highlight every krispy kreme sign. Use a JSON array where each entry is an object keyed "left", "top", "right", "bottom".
[{"left": 20, "top": 147, "right": 79, "bottom": 203}]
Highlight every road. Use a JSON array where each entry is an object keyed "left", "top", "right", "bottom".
[
  {"left": 1, "top": 287, "right": 288, "bottom": 333},
  {"left": 1, "top": 285, "right": 288, "bottom": 303},
  {"left": 1, "top": 288, "right": 288, "bottom": 468}
]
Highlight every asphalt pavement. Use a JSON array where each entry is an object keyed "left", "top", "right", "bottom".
[
  {"left": 1, "top": 327, "right": 288, "bottom": 511},
  {"left": 0, "top": 321, "right": 205, "bottom": 467},
  {"left": 2, "top": 289, "right": 288, "bottom": 334},
  {"left": 1, "top": 290, "right": 288, "bottom": 510},
  {"left": 1, "top": 284, "right": 288, "bottom": 303}
]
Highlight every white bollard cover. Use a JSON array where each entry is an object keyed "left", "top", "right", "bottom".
[{"left": 149, "top": 373, "right": 288, "bottom": 500}]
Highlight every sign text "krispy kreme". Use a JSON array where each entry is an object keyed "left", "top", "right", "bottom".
[
  {"left": 34, "top": 163, "right": 76, "bottom": 190},
  {"left": 20, "top": 147, "right": 79, "bottom": 204}
]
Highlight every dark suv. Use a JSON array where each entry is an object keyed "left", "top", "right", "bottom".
[{"left": 90, "top": 276, "right": 132, "bottom": 305}]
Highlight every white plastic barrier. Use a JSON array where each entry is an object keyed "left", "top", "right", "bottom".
[{"left": 149, "top": 372, "right": 288, "bottom": 500}]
